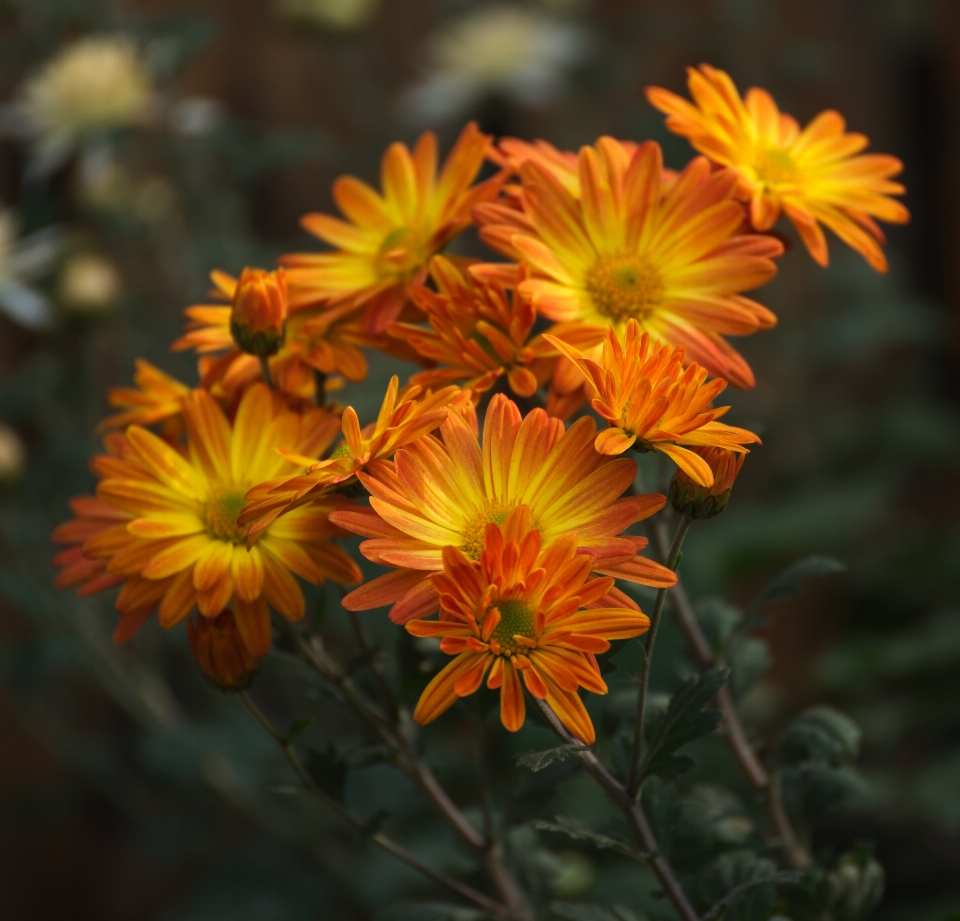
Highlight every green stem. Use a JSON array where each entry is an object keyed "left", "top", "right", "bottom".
[
  {"left": 278, "top": 622, "right": 533, "bottom": 919},
  {"left": 534, "top": 699, "right": 700, "bottom": 921},
  {"left": 649, "top": 520, "right": 813, "bottom": 870},
  {"left": 237, "top": 691, "right": 511, "bottom": 917},
  {"left": 259, "top": 355, "right": 275, "bottom": 389},
  {"left": 627, "top": 515, "right": 693, "bottom": 797}
]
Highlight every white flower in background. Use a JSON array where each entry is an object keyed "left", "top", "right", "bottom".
[
  {"left": 59, "top": 253, "right": 122, "bottom": 315},
  {"left": 0, "top": 423, "right": 26, "bottom": 484},
  {"left": 404, "top": 5, "right": 589, "bottom": 121},
  {"left": 277, "top": 0, "right": 379, "bottom": 31},
  {"left": 0, "top": 211, "right": 62, "bottom": 329},
  {"left": 14, "top": 36, "right": 152, "bottom": 171}
]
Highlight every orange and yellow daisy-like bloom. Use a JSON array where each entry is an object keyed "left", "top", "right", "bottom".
[
  {"left": 547, "top": 320, "right": 759, "bottom": 486},
  {"left": 174, "top": 269, "right": 372, "bottom": 401},
  {"left": 54, "top": 384, "right": 360, "bottom": 658},
  {"left": 280, "top": 122, "right": 501, "bottom": 335},
  {"left": 389, "top": 255, "right": 603, "bottom": 398},
  {"left": 98, "top": 359, "right": 191, "bottom": 436},
  {"left": 476, "top": 137, "right": 782, "bottom": 388},
  {"left": 646, "top": 64, "right": 909, "bottom": 272},
  {"left": 409, "top": 511, "right": 650, "bottom": 742},
  {"left": 330, "top": 394, "right": 676, "bottom": 625},
  {"left": 240, "top": 376, "right": 469, "bottom": 541}
]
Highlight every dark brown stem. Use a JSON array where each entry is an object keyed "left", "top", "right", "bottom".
[
  {"left": 237, "top": 691, "right": 510, "bottom": 917},
  {"left": 651, "top": 519, "right": 812, "bottom": 870},
  {"left": 534, "top": 700, "right": 700, "bottom": 921},
  {"left": 628, "top": 515, "right": 693, "bottom": 797},
  {"left": 343, "top": 591, "right": 398, "bottom": 719},
  {"left": 280, "top": 623, "right": 532, "bottom": 917}
]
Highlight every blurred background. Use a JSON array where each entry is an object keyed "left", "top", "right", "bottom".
[{"left": 0, "top": 1, "right": 957, "bottom": 919}]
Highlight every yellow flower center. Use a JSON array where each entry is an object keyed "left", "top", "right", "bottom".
[
  {"left": 488, "top": 598, "right": 536, "bottom": 657},
  {"left": 376, "top": 225, "right": 428, "bottom": 280},
  {"left": 753, "top": 147, "right": 798, "bottom": 189},
  {"left": 462, "top": 504, "right": 512, "bottom": 560},
  {"left": 329, "top": 442, "right": 352, "bottom": 460},
  {"left": 201, "top": 488, "right": 248, "bottom": 544},
  {"left": 585, "top": 255, "right": 664, "bottom": 324}
]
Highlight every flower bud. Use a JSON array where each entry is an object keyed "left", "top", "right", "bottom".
[
  {"left": 669, "top": 446, "right": 744, "bottom": 519},
  {"left": 823, "top": 849, "right": 885, "bottom": 921},
  {"left": 187, "top": 610, "right": 258, "bottom": 691},
  {"left": 229, "top": 267, "right": 288, "bottom": 358},
  {"left": 0, "top": 423, "right": 26, "bottom": 484}
]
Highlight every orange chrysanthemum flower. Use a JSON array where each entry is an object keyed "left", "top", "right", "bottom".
[
  {"left": 646, "top": 64, "right": 909, "bottom": 272},
  {"left": 330, "top": 394, "right": 676, "bottom": 625},
  {"left": 389, "top": 256, "right": 603, "bottom": 398},
  {"left": 53, "top": 384, "right": 360, "bottom": 658},
  {"left": 547, "top": 320, "right": 759, "bottom": 486},
  {"left": 280, "top": 122, "right": 500, "bottom": 335},
  {"left": 174, "top": 269, "right": 372, "bottom": 400},
  {"left": 409, "top": 511, "right": 650, "bottom": 743},
  {"left": 475, "top": 137, "right": 782, "bottom": 388},
  {"left": 99, "top": 359, "right": 191, "bottom": 435},
  {"left": 239, "top": 376, "right": 469, "bottom": 541}
]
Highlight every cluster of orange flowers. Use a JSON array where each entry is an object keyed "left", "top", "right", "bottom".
[{"left": 54, "top": 66, "right": 906, "bottom": 742}]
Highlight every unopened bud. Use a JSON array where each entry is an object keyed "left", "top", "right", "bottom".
[
  {"left": 823, "top": 849, "right": 885, "bottom": 921},
  {"left": 0, "top": 423, "right": 26, "bottom": 484},
  {"left": 187, "top": 610, "right": 258, "bottom": 691},
  {"left": 229, "top": 267, "right": 287, "bottom": 357},
  {"left": 669, "top": 446, "right": 745, "bottom": 520}
]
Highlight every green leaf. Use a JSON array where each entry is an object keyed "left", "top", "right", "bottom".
[
  {"left": 517, "top": 743, "right": 588, "bottom": 772},
  {"left": 373, "top": 902, "right": 485, "bottom": 921},
  {"left": 534, "top": 816, "right": 648, "bottom": 862},
  {"left": 783, "top": 762, "right": 867, "bottom": 824},
  {"left": 641, "top": 668, "right": 729, "bottom": 780},
  {"left": 778, "top": 706, "right": 862, "bottom": 766},
  {"left": 304, "top": 744, "right": 347, "bottom": 803},
  {"left": 740, "top": 556, "right": 846, "bottom": 634},
  {"left": 640, "top": 777, "right": 681, "bottom": 858},
  {"left": 551, "top": 903, "right": 646, "bottom": 921},
  {"left": 283, "top": 716, "right": 313, "bottom": 747},
  {"left": 701, "top": 870, "right": 803, "bottom": 921}
]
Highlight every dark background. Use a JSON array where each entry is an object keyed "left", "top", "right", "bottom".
[{"left": 0, "top": 1, "right": 958, "bottom": 919}]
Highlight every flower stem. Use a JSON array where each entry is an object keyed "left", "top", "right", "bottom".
[
  {"left": 627, "top": 514, "right": 693, "bottom": 797},
  {"left": 259, "top": 355, "right": 275, "bottom": 389},
  {"left": 237, "top": 691, "right": 511, "bottom": 917},
  {"left": 277, "top": 621, "right": 533, "bottom": 919},
  {"left": 534, "top": 699, "right": 700, "bottom": 921},
  {"left": 650, "top": 519, "right": 812, "bottom": 870}
]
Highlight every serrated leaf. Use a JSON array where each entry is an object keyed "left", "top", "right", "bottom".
[
  {"left": 283, "top": 716, "right": 313, "bottom": 746},
  {"left": 778, "top": 706, "right": 862, "bottom": 767},
  {"left": 551, "top": 903, "right": 646, "bottom": 921},
  {"left": 304, "top": 743, "right": 347, "bottom": 803},
  {"left": 701, "top": 871, "right": 803, "bottom": 921},
  {"left": 740, "top": 556, "right": 846, "bottom": 635},
  {"left": 517, "top": 743, "right": 587, "bottom": 772},
  {"left": 641, "top": 668, "right": 729, "bottom": 780},
  {"left": 640, "top": 777, "right": 681, "bottom": 858},
  {"left": 534, "top": 816, "right": 648, "bottom": 862}
]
